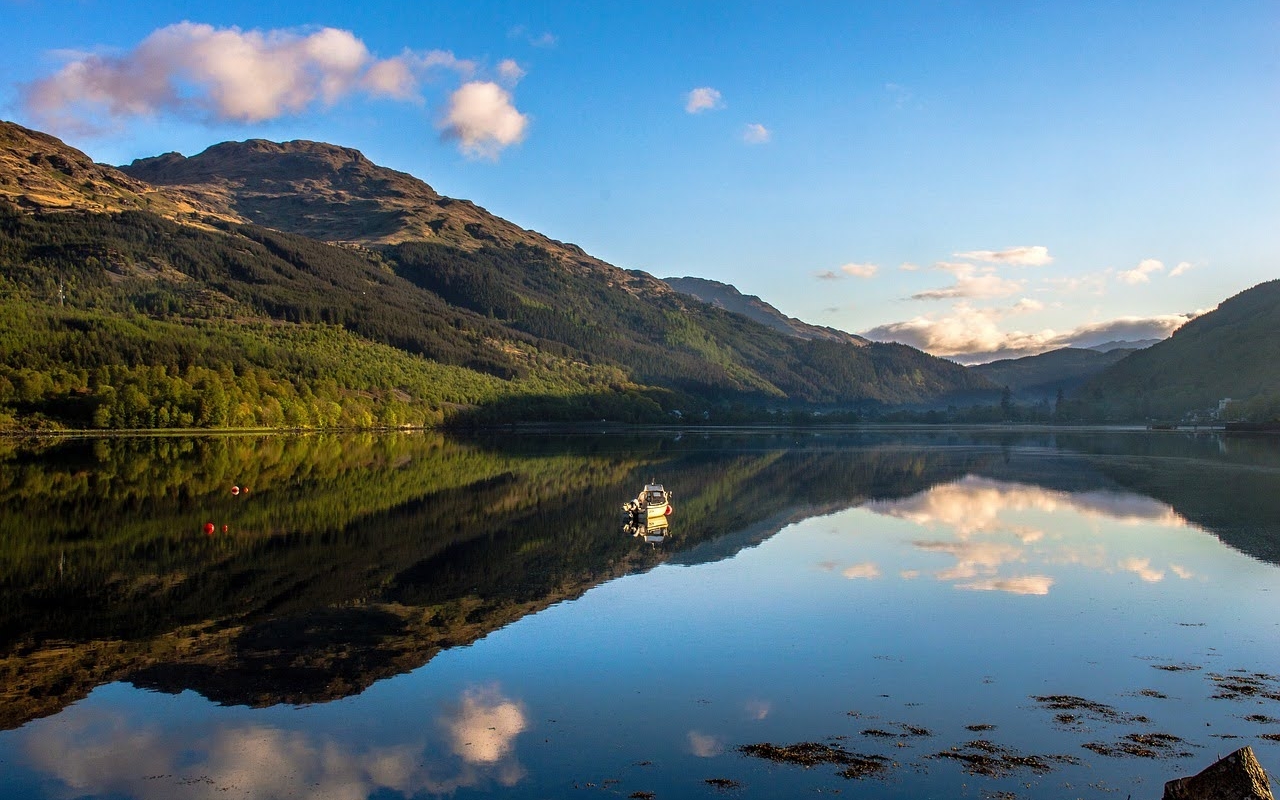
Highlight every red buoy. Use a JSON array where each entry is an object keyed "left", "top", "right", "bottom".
[
  {"left": 665, "top": 505, "right": 672, "bottom": 516},
  {"left": 204, "top": 522, "right": 215, "bottom": 535},
  {"left": 231, "top": 486, "right": 241, "bottom": 496}
]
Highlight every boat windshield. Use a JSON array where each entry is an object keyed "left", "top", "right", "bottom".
[{"left": 646, "top": 491, "right": 666, "bottom": 504}]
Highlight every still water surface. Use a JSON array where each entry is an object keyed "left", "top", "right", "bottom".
[{"left": 1, "top": 429, "right": 1279, "bottom": 798}]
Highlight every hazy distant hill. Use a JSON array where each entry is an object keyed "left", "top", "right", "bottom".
[
  {"left": 1086, "top": 339, "right": 1161, "bottom": 353},
  {"left": 971, "top": 347, "right": 1136, "bottom": 401},
  {"left": 663, "top": 276, "right": 868, "bottom": 346},
  {"left": 1079, "top": 279, "right": 1280, "bottom": 420},
  {"left": 0, "top": 121, "right": 995, "bottom": 429}
]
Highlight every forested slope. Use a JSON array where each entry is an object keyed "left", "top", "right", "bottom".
[{"left": 0, "top": 121, "right": 996, "bottom": 429}]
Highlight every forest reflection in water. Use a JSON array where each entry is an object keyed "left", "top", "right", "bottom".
[{"left": 1, "top": 428, "right": 1280, "bottom": 798}]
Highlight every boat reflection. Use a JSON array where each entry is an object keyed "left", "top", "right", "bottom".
[
  {"left": 623, "top": 482, "right": 673, "bottom": 543},
  {"left": 624, "top": 515, "right": 671, "bottom": 543}
]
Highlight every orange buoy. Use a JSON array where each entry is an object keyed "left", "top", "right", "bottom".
[
  {"left": 204, "top": 522, "right": 215, "bottom": 535},
  {"left": 222, "top": 524, "right": 229, "bottom": 533}
]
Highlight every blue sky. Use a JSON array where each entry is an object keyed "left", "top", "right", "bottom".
[{"left": 4, "top": 0, "right": 1277, "bottom": 362}]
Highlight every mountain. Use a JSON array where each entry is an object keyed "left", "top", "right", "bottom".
[
  {"left": 1087, "top": 339, "right": 1161, "bottom": 353},
  {"left": 970, "top": 347, "right": 1136, "bottom": 401},
  {"left": 1078, "top": 279, "right": 1280, "bottom": 421},
  {"left": 122, "top": 138, "right": 612, "bottom": 263},
  {"left": 0, "top": 122, "right": 233, "bottom": 222},
  {"left": 663, "top": 276, "right": 868, "bottom": 346},
  {"left": 0, "top": 121, "right": 996, "bottom": 430}
]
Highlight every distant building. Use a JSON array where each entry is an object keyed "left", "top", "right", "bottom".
[{"left": 1216, "top": 398, "right": 1233, "bottom": 419}]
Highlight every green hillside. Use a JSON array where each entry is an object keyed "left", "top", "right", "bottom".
[
  {"left": 1076, "top": 279, "right": 1280, "bottom": 421},
  {"left": 0, "top": 122, "right": 996, "bottom": 430}
]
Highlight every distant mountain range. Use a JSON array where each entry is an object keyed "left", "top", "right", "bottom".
[
  {"left": 971, "top": 347, "right": 1139, "bottom": 401},
  {"left": 2, "top": 119, "right": 1275, "bottom": 427},
  {"left": 0, "top": 120, "right": 996, "bottom": 430},
  {"left": 1087, "top": 339, "right": 1162, "bottom": 353}
]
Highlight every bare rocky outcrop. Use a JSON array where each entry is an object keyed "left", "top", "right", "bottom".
[{"left": 1163, "top": 746, "right": 1274, "bottom": 800}]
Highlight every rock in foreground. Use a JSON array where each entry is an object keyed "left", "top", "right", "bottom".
[{"left": 1163, "top": 746, "right": 1274, "bottom": 800}]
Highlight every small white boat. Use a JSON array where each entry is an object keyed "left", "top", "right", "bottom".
[{"left": 623, "top": 483, "right": 672, "bottom": 524}]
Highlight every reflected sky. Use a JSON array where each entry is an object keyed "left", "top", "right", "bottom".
[
  {"left": 16, "top": 683, "right": 530, "bottom": 799},
  {"left": 860, "top": 476, "right": 1199, "bottom": 595},
  {"left": 3, "top": 432, "right": 1280, "bottom": 799}
]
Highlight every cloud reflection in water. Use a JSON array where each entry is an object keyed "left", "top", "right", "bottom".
[
  {"left": 862, "top": 477, "right": 1196, "bottom": 595},
  {"left": 21, "top": 684, "right": 529, "bottom": 799}
]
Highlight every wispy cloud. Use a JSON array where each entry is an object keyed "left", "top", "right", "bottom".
[
  {"left": 496, "top": 59, "right": 526, "bottom": 85},
  {"left": 1169, "top": 261, "right": 1196, "bottom": 278},
  {"left": 507, "top": 26, "right": 557, "bottom": 48},
  {"left": 441, "top": 81, "right": 529, "bottom": 159},
  {"left": 860, "top": 301, "right": 1199, "bottom": 363},
  {"left": 685, "top": 86, "right": 723, "bottom": 114},
  {"left": 840, "top": 262, "right": 879, "bottom": 278},
  {"left": 688, "top": 731, "right": 725, "bottom": 757},
  {"left": 22, "top": 23, "right": 527, "bottom": 157},
  {"left": 1117, "top": 258, "right": 1164, "bottom": 285},
  {"left": 954, "top": 246, "right": 1053, "bottom": 267},
  {"left": 959, "top": 575, "right": 1054, "bottom": 595},
  {"left": 842, "top": 562, "right": 881, "bottom": 579},
  {"left": 742, "top": 122, "right": 771, "bottom": 144},
  {"left": 884, "top": 82, "right": 915, "bottom": 110}
]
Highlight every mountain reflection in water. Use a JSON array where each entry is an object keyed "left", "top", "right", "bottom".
[{"left": 1, "top": 429, "right": 1279, "bottom": 799}]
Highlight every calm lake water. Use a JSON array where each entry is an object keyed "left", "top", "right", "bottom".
[{"left": 2, "top": 428, "right": 1279, "bottom": 799}]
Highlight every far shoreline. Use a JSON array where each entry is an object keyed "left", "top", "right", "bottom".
[{"left": 0, "top": 421, "right": 1236, "bottom": 440}]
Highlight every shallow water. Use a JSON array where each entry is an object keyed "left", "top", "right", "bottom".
[{"left": 1, "top": 429, "right": 1279, "bottom": 798}]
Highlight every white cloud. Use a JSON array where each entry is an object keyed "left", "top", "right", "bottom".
[
  {"left": 684, "top": 86, "right": 723, "bottom": 114},
  {"left": 860, "top": 302, "right": 1198, "bottom": 363},
  {"left": 911, "top": 263, "right": 1023, "bottom": 301},
  {"left": 742, "top": 123, "right": 771, "bottom": 144},
  {"left": 363, "top": 57, "right": 419, "bottom": 100},
  {"left": 1012, "top": 298, "right": 1045, "bottom": 313},
  {"left": 899, "top": 262, "right": 921, "bottom": 272},
  {"left": 441, "top": 81, "right": 529, "bottom": 159},
  {"left": 954, "top": 246, "right": 1053, "bottom": 267},
  {"left": 25, "top": 23, "right": 376, "bottom": 125},
  {"left": 1169, "top": 261, "right": 1195, "bottom": 278},
  {"left": 1117, "top": 258, "right": 1164, "bottom": 285},
  {"left": 840, "top": 262, "right": 879, "bottom": 278},
  {"left": 22, "top": 24, "right": 518, "bottom": 155}
]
